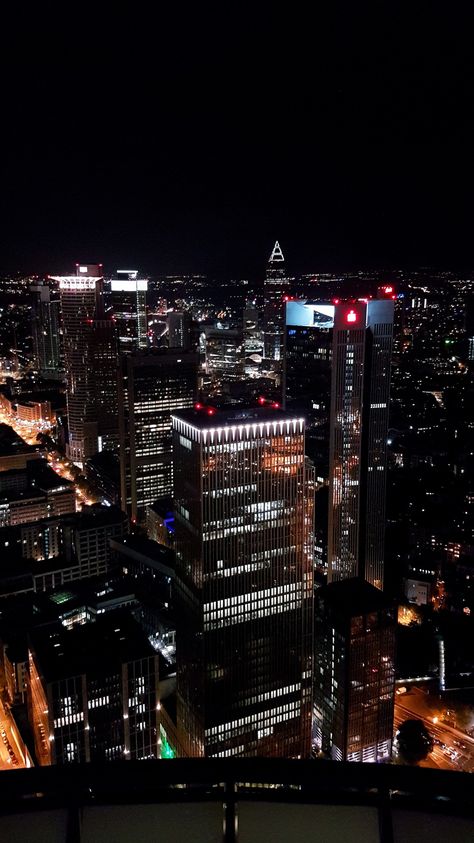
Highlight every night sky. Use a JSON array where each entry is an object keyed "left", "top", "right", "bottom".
[{"left": 2, "top": 6, "right": 473, "bottom": 278}]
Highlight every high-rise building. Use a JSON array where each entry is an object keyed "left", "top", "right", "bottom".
[
  {"left": 167, "top": 311, "right": 193, "bottom": 350},
  {"left": 110, "top": 271, "right": 148, "bottom": 353},
  {"left": 119, "top": 349, "right": 199, "bottom": 523},
  {"left": 30, "top": 281, "right": 61, "bottom": 378},
  {"left": 28, "top": 612, "right": 159, "bottom": 765},
  {"left": 313, "top": 578, "right": 396, "bottom": 763},
  {"left": 284, "top": 299, "right": 335, "bottom": 480},
  {"left": 87, "top": 318, "right": 120, "bottom": 452},
  {"left": 54, "top": 264, "right": 104, "bottom": 467},
  {"left": 328, "top": 300, "right": 394, "bottom": 591},
  {"left": 202, "top": 324, "right": 244, "bottom": 395},
  {"left": 263, "top": 241, "right": 289, "bottom": 366},
  {"left": 172, "top": 407, "right": 314, "bottom": 758}
]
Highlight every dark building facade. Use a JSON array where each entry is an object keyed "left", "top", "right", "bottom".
[
  {"left": 119, "top": 349, "right": 198, "bottom": 522},
  {"left": 28, "top": 612, "right": 159, "bottom": 765},
  {"left": 328, "top": 299, "right": 394, "bottom": 590},
  {"left": 172, "top": 407, "right": 314, "bottom": 758},
  {"left": 313, "top": 579, "right": 396, "bottom": 763},
  {"left": 30, "top": 281, "right": 61, "bottom": 379}
]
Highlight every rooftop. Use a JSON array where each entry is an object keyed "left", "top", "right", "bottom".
[
  {"left": 0, "top": 424, "right": 41, "bottom": 458},
  {"left": 29, "top": 610, "right": 155, "bottom": 680},
  {"left": 317, "top": 577, "right": 394, "bottom": 616},
  {"left": 173, "top": 405, "right": 303, "bottom": 430}
]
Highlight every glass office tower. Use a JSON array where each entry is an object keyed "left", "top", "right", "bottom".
[
  {"left": 110, "top": 271, "right": 148, "bottom": 353},
  {"left": 54, "top": 265, "right": 104, "bottom": 467},
  {"left": 328, "top": 300, "right": 394, "bottom": 590},
  {"left": 173, "top": 407, "right": 314, "bottom": 758},
  {"left": 119, "top": 349, "right": 199, "bottom": 522}
]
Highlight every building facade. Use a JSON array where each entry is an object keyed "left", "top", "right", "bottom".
[
  {"left": 313, "top": 579, "right": 396, "bottom": 763},
  {"left": 28, "top": 613, "right": 159, "bottom": 765},
  {"left": 119, "top": 349, "right": 198, "bottom": 522},
  {"left": 173, "top": 407, "right": 314, "bottom": 758},
  {"left": 110, "top": 272, "right": 148, "bottom": 353},
  {"left": 328, "top": 300, "right": 394, "bottom": 590},
  {"left": 30, "top": 281, "right": 61, "bottom": 378},
  {"left": 55, "top": 265, "right": 104, "bottom": 466}
]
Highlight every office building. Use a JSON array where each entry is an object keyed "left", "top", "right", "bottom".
[
  {"left": 30, "top": 281, "right": 61, "bottom": 378},
  {"left": 54, "top": 264, "right": 104, "bottom": 467},
  {"left": 28, "top": 612, "right": 159, "bottom": 765},
  {"left": 86, "top": 318, "right": 120, "bottom": 452},
  {"left": 167, "top": 311, "right": 193, "bottom": 350},
  {"left": 202, "top": 324, "right": 244, "bottom": 395},
  {"left": 110, "top": 271, "right": 148, "bottom": 353},
  {"left": 328, "top": 300, "right": 394, "bottom": 590},
  {"left": 172, "top": 406, "right": 314, "bottom": 758},
  {"left": 0, "top": 424, "right": 44, "bottom": 471},
  {"left": 119, "top": 349, "right": 198, "bottom": 522},
  {"left": 284, "top": 299, "right": 334, "bottom": 479},
  {"left": 263, "top": 241, "right": 289, "bottom": 364},
  {"left": 0, "top": 463, "right": 75, "bottom": 528},
  {"left": 313, "top": 579, "right": 396, "bottom": 763}
]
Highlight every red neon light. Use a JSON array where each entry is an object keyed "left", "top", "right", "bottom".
[
  {"left": 347, "top": 310, "right": 357, "bottom": 323},
  {"left": 384, "top": 285, "right": 393, "bottom": 293}
]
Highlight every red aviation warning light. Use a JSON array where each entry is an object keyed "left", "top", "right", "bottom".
[{"left": 346, "top": 310, "right": 357, "bottom": 323}]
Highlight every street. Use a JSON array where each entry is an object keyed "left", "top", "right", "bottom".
[
  {"left": 0, "top": 698, "right": 32, "bottom": 771},
  {"left": 395, "top": 686, "right": 474, "bottom": 772}
]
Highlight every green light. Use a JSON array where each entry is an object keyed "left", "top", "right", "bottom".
[{"left": 160, "top": 724, "right": 176, "bottom": 759}]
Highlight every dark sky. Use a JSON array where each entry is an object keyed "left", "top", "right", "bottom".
[{"left": 2, "top": 6, "right": 473, "bottom": 278}]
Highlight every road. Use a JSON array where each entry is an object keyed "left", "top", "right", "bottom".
[
  {"left": 395, "top": 686, "right": 474, "bottom": 772},
  {"left": 0, "top": 407, "right": 97, "bottom": 508},
  {"left": 0, "top": 699, "right": 32, "bottom": 771}
]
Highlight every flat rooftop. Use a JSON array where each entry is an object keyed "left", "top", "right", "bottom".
[
  {"left": 173, "top": 406, "right": 304, "bottom": 429},
  {"left": 0, "top": 424, "right": 41, "bottom": 458},
  {"left": 29, "top": 610, "right": 155, "bottom": 680},
  {"left": 317, "top": 578, "right": 394, "bottom": 616}
]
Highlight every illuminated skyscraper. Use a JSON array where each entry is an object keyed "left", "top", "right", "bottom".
[
  {"left": 263, "top": 241, "right": 289, "bottom": 374},
  {"left": 313, "top": 578, "right": 396, "bottom": 763},
  {"left": 110, "top": 270, "right": 148, "bottom": 353},
  {"left": 119, "top": 349, "right": 199, "bottom": 522},
  {"left": 54, "top": 264, "right": 104, "bottom": 467},
  {"left": 172, "top": 407, "right": 314, "bottom": 758},
  {"left": 30, "top": 280, "right": 61, "bottom": 378},
  {"left": 328, "top": 300, "right": 394, "bottom": 590},
  {"left": 87, "top": 318, "right": 120, "bottom": 452}
]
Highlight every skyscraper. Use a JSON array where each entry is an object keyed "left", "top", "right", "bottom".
[
  {"left": 119, "top": 349, "right": 199, "bottom": 523},
  {"left": 87, "top": 318, "right": 120, "bottom": 452},
  {"left": 313, "top": 579, "right": 396, "bottom": 763},
  {"left": 172, "top": 407, "right": 314, "bottom": 758},
  {"left": 328, "top": 299, "right": 394, "bottom": 590},
  {"left": 167, "top": 311, "right": 193, "bottom": 350},
  {"left": 54, "top": 264, "right": 104, "bottom": 467},
  {"left": 30, "top": 280, "right": 61, "bottom": 378},
  {"left": 263, "top": 241, "right": 289, "bottom": 375},
  {"left": 110, "top": 270, "right": 148, "bottom": 353}
]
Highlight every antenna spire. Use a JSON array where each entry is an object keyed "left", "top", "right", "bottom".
[{"left": 269, "top": 241, "right": 284, "bottom": 263}]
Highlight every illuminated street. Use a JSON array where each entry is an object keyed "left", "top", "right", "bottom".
[
  {"left": 0, "top": 406, "right": 97, "bottom": 508},
  {"left": 0, "top": 699, "right": 32, "bottom": 771},
  {"left": 394, "top": 687, "right": 474, "bottom": 772}
]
